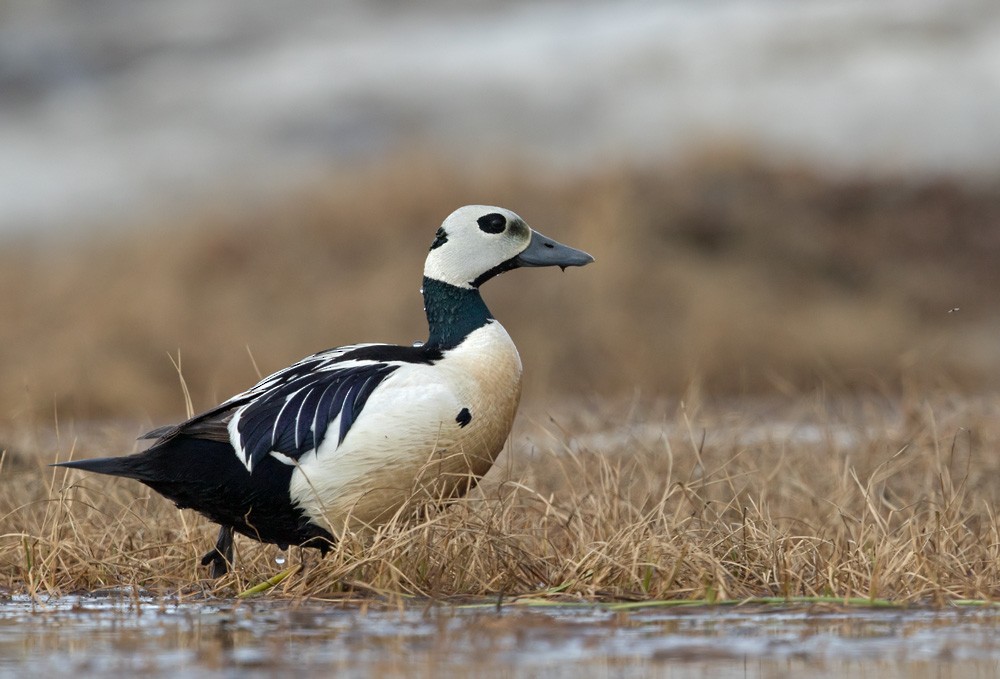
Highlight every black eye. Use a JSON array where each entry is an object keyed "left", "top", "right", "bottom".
[{"left": 477, "top": 213, "right": 507, "bottom": 234}]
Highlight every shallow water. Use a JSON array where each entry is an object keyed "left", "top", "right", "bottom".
[{"left": 2, "top": 594, "right": 998, "bottom": 678}]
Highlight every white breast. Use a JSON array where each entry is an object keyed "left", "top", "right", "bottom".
[{"left": 287, "top": 322, "right": 522, "bottom": 535}]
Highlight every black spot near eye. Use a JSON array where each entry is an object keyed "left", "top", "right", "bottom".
[
  {"left": 543, "top": 242, "right": 554, "bottom": 248},
  {"left": 477, "top": 213, "right": 506, "bottom": 234},
  {"left": 430, "top": 227, "right": 448, "bottom": 250}
]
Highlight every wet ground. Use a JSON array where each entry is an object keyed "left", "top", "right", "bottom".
[{"left": 2, "top": 594, "right": 998, "bottom": 678}]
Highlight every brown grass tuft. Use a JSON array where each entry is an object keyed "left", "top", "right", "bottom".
[{"left": 3, "top": 392, "right": 998, "bottom": 603}]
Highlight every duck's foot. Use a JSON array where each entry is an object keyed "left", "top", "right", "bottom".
[{"left": 200, "top": 525, "right": 235, "bottom": 578}]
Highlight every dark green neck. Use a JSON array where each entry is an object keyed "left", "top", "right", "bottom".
[{"left": 423, "top": 277, "right": 494, "bottom": 350}]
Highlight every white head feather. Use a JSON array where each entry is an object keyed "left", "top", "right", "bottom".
[{"left": 423, "top": 205, "right": 532, "bottom": 289}]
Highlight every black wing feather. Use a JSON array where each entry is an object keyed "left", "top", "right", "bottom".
[
  {"left": 239, "top": 362, "right": 401, "bottom": 471},
  {"left": 341, "top": 366, "right": 396, "bottom": 444},
  {"left": 272, "top": 385, "right": 316, "bottom": 454},
  {"left": 294, "top": 385, "right": 323, "bottom": 452},
  {"left": 312, "top": 377, "right": 346, "bottom": 453},
  {"left": 240, "top": 397, "right": 289, "bottom": 467}
]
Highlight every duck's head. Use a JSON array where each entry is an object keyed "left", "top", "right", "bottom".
[{"left": 424, "top": 205, "right": 594, "bottom": 289}]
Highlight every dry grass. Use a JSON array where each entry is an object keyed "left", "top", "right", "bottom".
[{"left": 3, "top": 391, "right": 999, "bottom": 604}]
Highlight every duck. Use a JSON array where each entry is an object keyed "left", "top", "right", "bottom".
[{"left": 56, "top": 205, "right": 594, "bottom": 577}]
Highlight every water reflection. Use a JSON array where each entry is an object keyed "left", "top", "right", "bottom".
[{"left": 1, "top": 594, "right": 998, "bottom": 677}]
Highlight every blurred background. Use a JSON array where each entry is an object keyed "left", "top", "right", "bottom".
[{"left": 1, "top": 0, "right": 999, "bottom": 427}]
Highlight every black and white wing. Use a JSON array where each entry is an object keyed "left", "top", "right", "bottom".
[
  {"left": 229, "top": 358, "right": 400, "bottom": 472},
  {"left": 142, "top": 343, "right": 438, "bottom": 473}
]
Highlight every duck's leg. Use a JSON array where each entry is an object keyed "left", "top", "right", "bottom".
[{"left": 200, "top": 525, "right": 235, "bottom": 578}]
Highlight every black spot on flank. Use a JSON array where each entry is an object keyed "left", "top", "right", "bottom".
[
  {"left": 456, "top": 408, "right": 472, "bottom": 428},
  {"left": 430, "top": 227, "right": 448, "bottom": 250},
  {"left": 477, "top": 213, "right": 506, "bottom": 234}
]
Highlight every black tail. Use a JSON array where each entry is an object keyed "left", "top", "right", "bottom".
[{"left": 53, "top": 455, "right": 148, "bottom": 481}]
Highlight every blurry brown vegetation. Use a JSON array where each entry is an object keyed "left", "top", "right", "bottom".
[{"left": 1, "top": 151, "right": 999, "bottom": 430}]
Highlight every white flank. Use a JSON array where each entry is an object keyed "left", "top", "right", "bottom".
[{"left": 288, "top": 322, "right": 523, "bottom": 535}]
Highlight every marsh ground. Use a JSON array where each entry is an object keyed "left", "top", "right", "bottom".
[
  {"left": 3, "top": 391, "right": 1000, "bottom": 676},
  {"left": 3, "top": 390, "right": 999, "bottom": 602}
]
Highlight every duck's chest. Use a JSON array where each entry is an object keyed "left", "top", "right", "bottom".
[
  {"left": 435, "top": 321, "right": 523, "bottom": 458},
  {"left": 289, "top": 322, "right": 523, "bottom": 530}
]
